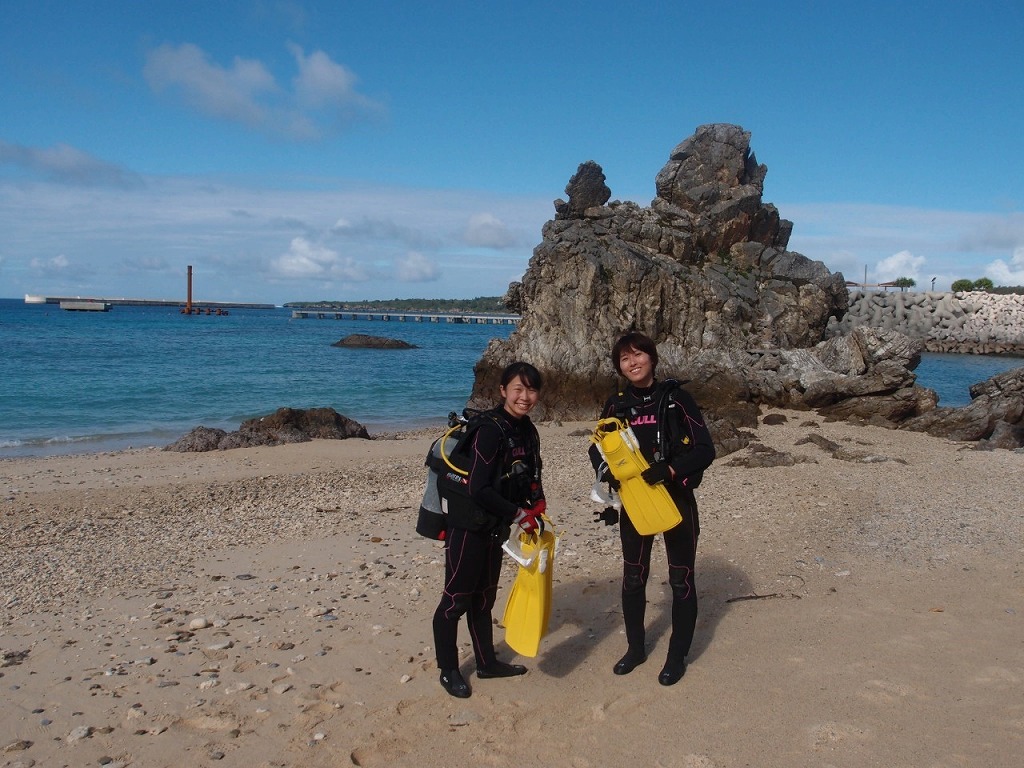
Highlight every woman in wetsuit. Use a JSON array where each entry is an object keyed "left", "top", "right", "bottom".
[
  {"left": 433, "top": 361, "right": 546, "bottom": 698},
  {"left": 589, "top": 332, "right": 715, "bottom": 686}
]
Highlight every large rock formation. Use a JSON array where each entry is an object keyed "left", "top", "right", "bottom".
[
  {"left": 476, "top": 125, "right": 849, "bottom": 417},
  {"left": 472, "top": 123, "right": 1024, "bottom": 451}
]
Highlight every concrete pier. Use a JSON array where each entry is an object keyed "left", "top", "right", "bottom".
[{"left": 290, "top": 309, "right": 518, "bottom": 324}]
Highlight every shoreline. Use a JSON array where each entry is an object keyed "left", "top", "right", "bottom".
[
  {"left": 0, "top": 416, "right": 450, "bottom": 462},
  {"left": 2, "top": 413, "right": 1022, "bottom": 766},
  {"left": 7, "top": 346, "right": 1024, "bottom": 460}
]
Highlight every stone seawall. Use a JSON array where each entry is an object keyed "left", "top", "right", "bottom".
[{"left": 826, "top": 291, "right": 1024, "bottom": 355}]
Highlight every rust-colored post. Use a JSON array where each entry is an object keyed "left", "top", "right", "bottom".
[{"left": 186, "top": 265, "right": 193, "bottom": 314}]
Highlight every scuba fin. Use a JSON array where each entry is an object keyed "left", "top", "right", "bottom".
[
  {"left": 501, "top": 522, "right": 558, "bottom": 658},
  {"left": 590, "top": 417, "right": 682, "bottom": 536}
]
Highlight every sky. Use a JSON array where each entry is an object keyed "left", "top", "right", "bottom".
[{"left": 1, "top": 0, "right": 1022, "bottom": 305}]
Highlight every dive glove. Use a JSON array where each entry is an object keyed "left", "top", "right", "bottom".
[
  {"left": 641, "top": 461, "right": 673, "bottom": 486},
  {"left": 514, "top": 508, "right": 543, "bottom": 535},
  {"left": 600, "top": 469, "right": 621, "bottom": 491},
  {"left": 594, "top": 507, "right": 619, "bottom": 526}
]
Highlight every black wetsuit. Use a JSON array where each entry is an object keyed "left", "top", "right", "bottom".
[
  {"left": 589, "top": 381, "right": 715, "bottom": 662},
  {"left": 433, "top": 407, "right": 543, "bottom": 670}
]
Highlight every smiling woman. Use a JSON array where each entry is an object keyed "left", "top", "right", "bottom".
[
  {"left": 431, "top": 360, "right": 545, "bottom": 698},
  {"left": 589, "top": 330, "right": 717, "bottom": 686}
]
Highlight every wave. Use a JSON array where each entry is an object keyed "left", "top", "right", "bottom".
[{"left": 0, "top": 428, "right": 182, "bottom": 459}]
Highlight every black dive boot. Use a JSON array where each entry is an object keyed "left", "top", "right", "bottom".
[
  {"left": 658, "top": 656, "right": 687, "bottom": 686},
  {"left": 439, "top": 668, "right": 471, "bottom": 698},
  {"left": 613, "top": 645, "right": 647, "bottom": 675},
  {"left": 476, "top": 660, "right": 527, "bottom": 679}
]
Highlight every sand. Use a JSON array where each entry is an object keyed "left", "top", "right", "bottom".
[{"left": 1, "top": 412, "right": 1021, "bottom": 768}]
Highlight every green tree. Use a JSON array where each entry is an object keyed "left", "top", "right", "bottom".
[
  {"left": 972, "top": 277, "right": 994, "bottom": 292},
  {"left": 951, "top": 279, "right": 975, "bottom": 292},
  {"left": 893, "top": 276, "right": 916, "bottom": 291}
]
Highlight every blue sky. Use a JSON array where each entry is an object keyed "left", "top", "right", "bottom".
[{"left": 1, "top": 1, "right": 1022, "bottom": 304}]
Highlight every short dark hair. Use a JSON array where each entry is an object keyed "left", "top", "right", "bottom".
[
  {"left": 500, "top": 361, "right": 543, "bottom": 390},
  {"left": 611, "top": 332, "right": 658, "bottom": 377}
]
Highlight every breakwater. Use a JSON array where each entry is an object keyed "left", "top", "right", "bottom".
[
  {"left": 25, "top": 294, "right": 274, "bottom": 309},
  {"left": 827, "top": 291, "right": 1024, "bottom": 355}
]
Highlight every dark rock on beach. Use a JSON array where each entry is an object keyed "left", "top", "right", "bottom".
[
  {"left": 164, "top": 407, "right": 369, "bottom": 452},
  {"left": 164, "top": 425, "right": 229, "bottom": 452},
  {"left": 332, "top": 334, "right": 418, "bottom": 349}
]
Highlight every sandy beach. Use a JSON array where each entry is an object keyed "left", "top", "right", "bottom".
[{"left": 2, "top": 412, "right": 1021, "bottom": 768}]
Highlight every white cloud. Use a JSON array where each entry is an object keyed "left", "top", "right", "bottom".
[
  {"left": 144, "top": 43, "right": 276, "bottom": 126},
  {"left": 985, "top": 246, "right": 1024, "bottom": 286},
  {"left": 330, "top": 216, "right": 438, "bottom": 248},
  {"left": 271, "top": 237, "right": 370, "bottom": 282},
  {"left": 289, "top": 44, "right": 360, "bottom": 108},
  {"left": 875, "top": 249, "right": 926, "bottom": 283},
  {"left": 144, "top": 42, "right": 383, "bottom": 140},
  {"left": 463, "top": 213, "right": 517, "bottom": 248},
  {"left": 0, "top": 169, "right": 547, "bottom": 301},
  {"left": 395, "top": 251, "right": 440, "bottom": 282}
]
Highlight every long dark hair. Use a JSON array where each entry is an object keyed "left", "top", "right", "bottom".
[
  {"left": 611, "top": 332, "right": 659, "bottom": 377},
  {"left": 500, "top": 361, "right": 543, "bottom": 390}
]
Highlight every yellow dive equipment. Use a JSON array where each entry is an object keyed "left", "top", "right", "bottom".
[
  {"left": 591, "top": 417, "right": 682, "bottom": 536},
  {"left": 501, "top": 520, "right": 558, "bottom": 658}
]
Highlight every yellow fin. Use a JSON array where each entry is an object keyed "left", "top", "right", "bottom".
[
  {"left": 502, "top": 529, "right": 557, "bottom": 657},
  {"left": 592, "top": 418, "right": 682, "bottom": 536}
]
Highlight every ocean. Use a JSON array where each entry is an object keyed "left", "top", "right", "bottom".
[
  {"left": 1, "top": 298, "right": 1021, "bottom": 459},
  {"left": 0, "top": 298, "right": 514, "bottom": 458}
]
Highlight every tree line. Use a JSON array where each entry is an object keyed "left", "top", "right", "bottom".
[{"left": 892, "top": 277, "right": 1023, "bottom": 294}]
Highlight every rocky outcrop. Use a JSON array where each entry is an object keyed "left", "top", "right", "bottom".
[
  {"left": 332, "top": 334, "right": 418, "bottom": 349},
  {"left": 471, "top": 123, "right": 1024, "bottom": 451},
  {"left": 828, "top": 290, "right": 1024, "bottom": 355},
  {"left": 473, "top": 125, "right": 870, "bottom": 424},
  {"left": 165, "top": 407, "right": 369, "bottom": 452},
  {"left": 675, "top": 327, "right": 936, "bottom": 434}
]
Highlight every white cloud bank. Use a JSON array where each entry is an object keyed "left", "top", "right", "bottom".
[
  {"left": 784, "top": 203, "right": 1024, "bottom": 291},
  {"left": 4, "top": 158, "right": 1021, "bottom": 304}
]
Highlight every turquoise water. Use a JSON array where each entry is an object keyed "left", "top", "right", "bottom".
[
  {"left": 0, "top": 298, "right": 514, "bottom": 457},
  {"left": 913, "top": 351, "right": 1023, "bottom": 408},
  {"left": 1, "top": 298, "right": 1021, "bottom": 458}
]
